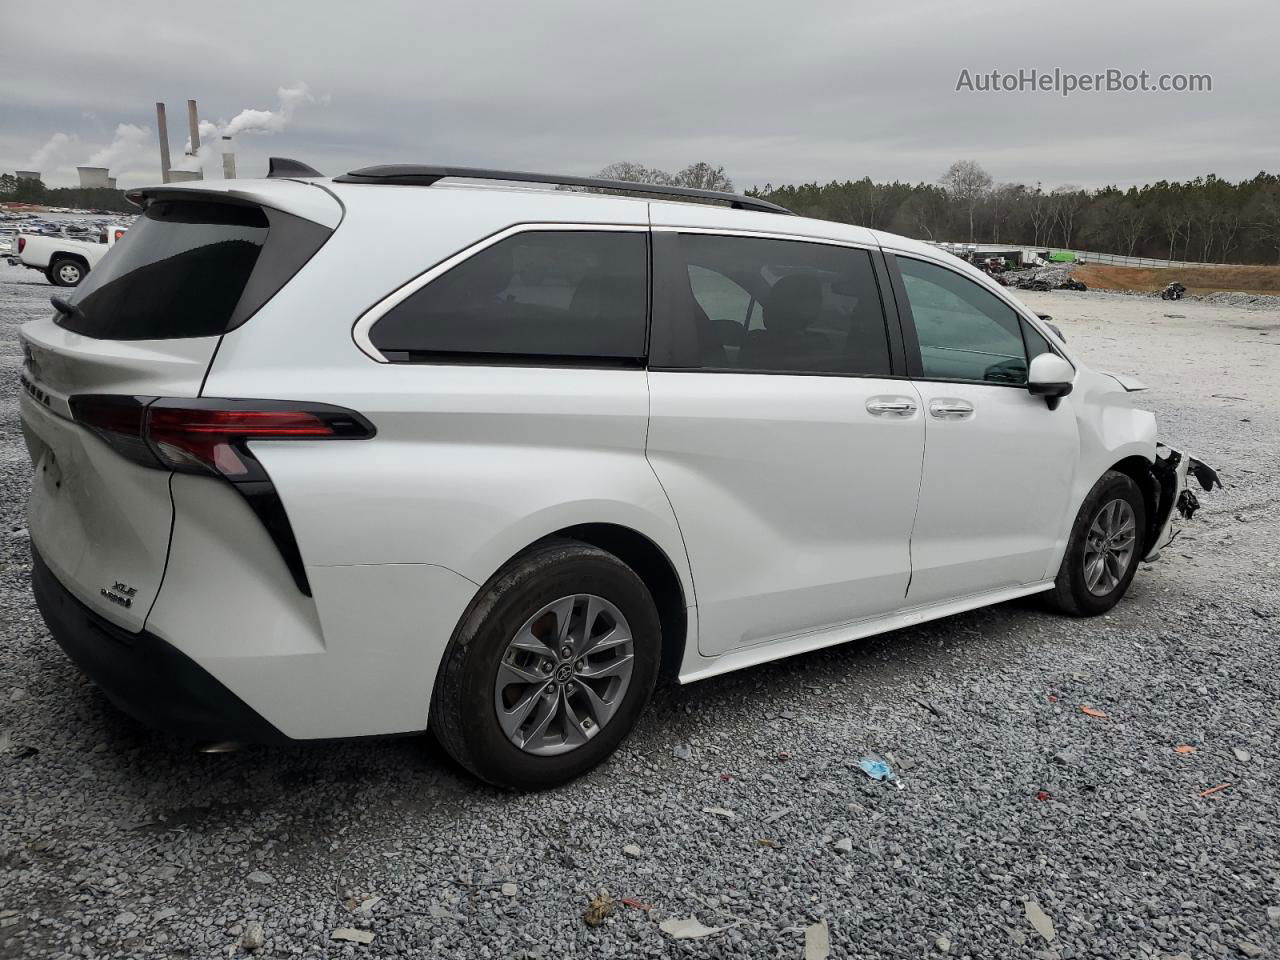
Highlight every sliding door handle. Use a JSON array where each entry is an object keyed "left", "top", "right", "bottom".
[
  {"left": 929, "top": 399, "right": 975, "bottom": 420},
  {"left": 866, "top": 396, "right": 918, "bottom": 417}
]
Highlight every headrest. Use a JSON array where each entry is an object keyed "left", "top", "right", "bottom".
[{"left": 764, "top": 274, "right": 822, "bottom": 334}]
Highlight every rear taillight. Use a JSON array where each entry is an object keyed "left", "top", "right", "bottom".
[
  {"left": 69, "top": 396, "right": 375, "bottom": 480},
  {"left": 68, "top": 396, "right": 375, "bottom": 599},
  {"left": 17, "top": 237, "right": 25, "bottom": 254}
]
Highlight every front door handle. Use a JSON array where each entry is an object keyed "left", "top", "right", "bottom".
[
  {"left": 929, "top": 399, "right": 975, "bottom": 420},
  {"left": 866, "top": 396, "right": 918, "bottom": 417}
]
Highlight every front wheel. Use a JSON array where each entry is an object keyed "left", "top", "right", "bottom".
[
  {"left": 430, "top": 540, "right": 660, "bottom": 789},
  {"left": 1047, "top": 471, "right": 1146, "bottom": 616}
]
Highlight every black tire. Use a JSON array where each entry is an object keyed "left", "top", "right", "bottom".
[
  {"left": 430, "top": 540, "right": 661, "bottom": 789},
  {"left": 1046, "top": 470, "right": 1146, "bottom": 616},
  {"left": 49, "top": 258, "right": 85, "bottom": 287}
]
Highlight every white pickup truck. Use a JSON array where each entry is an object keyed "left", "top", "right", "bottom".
[{"left": 15, "top": 226, "right": 128, "bottom": 287}]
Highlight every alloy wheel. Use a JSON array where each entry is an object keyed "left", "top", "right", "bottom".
[
  {"left": 1083, "top": 498, "right": 1137, "bottom": 596},
  {"left": 493, "top": 594, "right": 635, "bottom": 756}
]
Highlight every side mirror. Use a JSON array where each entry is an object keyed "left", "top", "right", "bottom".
[{"left": 1028, "top": 353, "right": 1075, "bottom": 410}]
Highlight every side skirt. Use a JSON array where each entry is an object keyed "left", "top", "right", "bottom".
[{"left": 677, "top": 580, "right": 1055, "bottom": 684}]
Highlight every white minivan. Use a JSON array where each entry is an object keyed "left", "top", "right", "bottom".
[{"left": 21, "top": 162, "right": 1216, "bottom": 788}]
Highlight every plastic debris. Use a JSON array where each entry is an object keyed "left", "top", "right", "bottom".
[
  {"left": 583, "top": 893, "right": 617, "bottom": 927},
  {"left": 1174, "top": 745, "right": 1197, "bottom": 754},
  {"left": 621, "top": 897, "right": 652, "bottom": 911},
  {"left": 805, "top": 919, "right": 831, "bottom": 959},
  {"left": 1036, "top": 790, "right": 1051, "bottom": 802},
  {"left": 659, "top": 916, "right": 737, "bottom": 940},
  {"left": 1199, "top": 783, "right": 1232, "bottom": 798},
  {"left": 1024, "top": 899, "right": 1056, "bottom": 943},
  {"left": 1079, "top": 705, "right": 1108, "bottom": 718},
  {"left": 701, "top": 806, "right": 736, "bottom": 820},
  {"left": 756, "top": 837, "right": 779, "bottom": 848},
  {"left": 331, "top": 928, "right": 374, "bottom": 945},
  {"left": 858, "top": 758, "right": 895, "bottom": 781}
]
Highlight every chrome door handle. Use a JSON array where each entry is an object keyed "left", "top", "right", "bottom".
[
  {"left": 929, "top": 399, "right": 975, "bottom": 420},
  {"left": 866, "top": 396, "right": 918, "bottom": 417}
]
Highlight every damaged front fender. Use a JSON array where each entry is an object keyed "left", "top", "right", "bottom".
[{"left": 1144, "top": 444, "right": 1221, "bottom": 561}]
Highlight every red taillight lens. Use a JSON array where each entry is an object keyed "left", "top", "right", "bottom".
[
  {"left": 69, "top": 397, "right": 374, "bottom": 478},
  {"left": 17, "top": 237, "right": 25, "bottom": 254},
  {"left": 147, "top": 408, "right": 336, "bottom": 476}
]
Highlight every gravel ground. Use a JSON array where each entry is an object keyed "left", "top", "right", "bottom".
[{"left": 1, "top": 262, "right": 1278, "bottom": 960}]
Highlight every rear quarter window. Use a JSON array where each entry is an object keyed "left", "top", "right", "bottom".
[{"left": 368, "top": 230, "right": 649, "bottom": 363}]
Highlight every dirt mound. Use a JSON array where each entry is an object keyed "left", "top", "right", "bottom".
[{"left": 1075, "top": 263, "right": 1280, "bottom": 295}]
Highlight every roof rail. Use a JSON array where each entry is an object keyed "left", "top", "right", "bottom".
[{"left": 332, "top": 164, "right": 792, "bottom": 215}]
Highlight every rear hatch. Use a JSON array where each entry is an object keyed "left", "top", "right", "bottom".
[{"left": 21, "top": 188, "right": 337, "bottom": 631}]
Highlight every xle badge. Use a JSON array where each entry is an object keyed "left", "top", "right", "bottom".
[{"left": 100, "top": 581, "right": 138, "bottom": 608}]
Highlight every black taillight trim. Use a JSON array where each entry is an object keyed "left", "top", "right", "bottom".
[{"left": 69, "top": 396, "right": 376, "bottom": 598}]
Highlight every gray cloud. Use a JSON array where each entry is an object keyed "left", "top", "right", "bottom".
[{"left": 2, "top": 0, "right": 1275, "bottom": 190}]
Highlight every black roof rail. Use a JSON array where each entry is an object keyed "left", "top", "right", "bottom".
[
  {"left": 332, "top": 164, "right": 792, "bottom": 215},
  {"left": 267, "top": 157, "right": 323, "bottom": 178}
]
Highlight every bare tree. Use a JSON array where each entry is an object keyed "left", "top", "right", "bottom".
[
  {"left": 984, "top": 183, "right": 1021, "bottom": 243},
  {"left": 940, "top": 160, "right": 993, "bottom": 242},
  {"left": 1026, "top": 184, "right": 1052, "bottom": 248},
  {"left": 1050, "top": 185, "right": 1087, "bottom": 248},
  {"left": 1157, "top": 205, "right": 1186, "bottom": 262},
  {"left": 595, "top": 162, "right": 672, "bottom": 185},
  {"left": 670, "top": 162, "right": 734, "bottom": 192},
  {"left": 1245, "top": 183, "right": 1280, "bottom": 263},
  {"left": 1116, "top": 203, "right": 1147, "bottom": 256}
]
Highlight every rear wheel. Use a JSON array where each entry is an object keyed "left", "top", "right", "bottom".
[
  {"left": 430, "top": 540, "right": 660, "bottom": 789},
  {"left": 1047, "top": 470, "right": 1146, "bottom": 616},
  {"left": 50, "top": 258, "right": 85, "bottom": 287}
]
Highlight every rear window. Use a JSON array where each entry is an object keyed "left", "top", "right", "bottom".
[
  {"left": 61, "top": 201, "right": 268, "bottom": 340},
  {"left": 60, "top": 199, "right": 331, "bottom": 341},
  {"left": 369, "top": 230, "right": 649, "bottom": 363}
]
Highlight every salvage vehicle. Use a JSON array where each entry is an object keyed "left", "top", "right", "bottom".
[
  {"left": 15, "top": 226, "right": 127, "bottom": 286},
  {"left": 20, "top": 162, "right": 1217, "bottom": 788}
]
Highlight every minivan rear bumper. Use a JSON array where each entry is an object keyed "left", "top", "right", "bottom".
[{"left": 32, "top": 546, "right": 288, "bottom": 744}]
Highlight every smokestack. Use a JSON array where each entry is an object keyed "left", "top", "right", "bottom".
[
  {"left": 221, "top": 136, "right": 236, "bottom": 180},
  {"left": 167, "top": 170, "right": 202, "bottom": 183},
  {"left": 77, "top": 166, "right": 110, "bottom": 189},
  {"left": 156, "top": 102, "right": 172, "bottom": 184},
  {"left": 185, "top": 99, "right": 204, "bottom": 180}
]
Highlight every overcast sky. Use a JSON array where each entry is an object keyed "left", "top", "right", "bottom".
[{"left": 4, "top": 0, "right": 1277, "bottom": 192}]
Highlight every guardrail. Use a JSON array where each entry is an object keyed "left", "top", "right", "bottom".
[{"left": 1060, "top": 250, "right": 1230, "bottom": 269}]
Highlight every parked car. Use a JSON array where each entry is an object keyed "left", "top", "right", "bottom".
[
  {"left": 20, "top": 163, "right": 1217, "bottom": 788},
  {"left": 15, "top": 226, "right": 127, "bottom": 286}
]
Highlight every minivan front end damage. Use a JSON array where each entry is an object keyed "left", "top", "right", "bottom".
[{"left": 1143, "top": 443, "right": 1221, "bottom": 561}]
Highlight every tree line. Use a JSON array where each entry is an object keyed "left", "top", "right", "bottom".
[
  {"left": 0, "top": 174, "right": 135, "bottom": 214},
  {"left": 747, "top": 163, "right": 1280, "bottom": 265}
]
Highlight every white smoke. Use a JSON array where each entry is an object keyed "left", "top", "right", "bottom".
[
  {"left": 29, "top": 132, "right": 78, "bottom": 170},
  {"left": 224, "top": 82, "right": 315, "bottom": 138},
  {"left": 171, "top": 83, "right": 319, "bottom": 176},
  {"left": 87, "top": 123, "right": 149, "bottom": 171}
]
